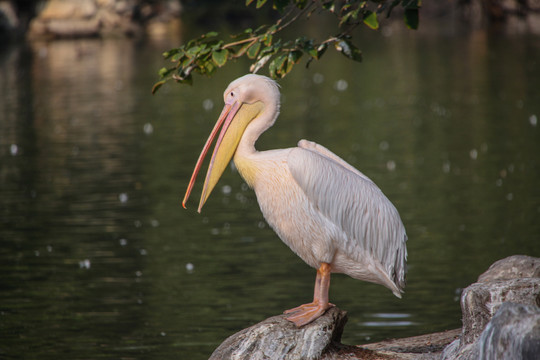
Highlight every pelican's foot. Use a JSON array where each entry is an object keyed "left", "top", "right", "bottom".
[{"left": 284, "top": 302, "right": 334, "bottom": 327}]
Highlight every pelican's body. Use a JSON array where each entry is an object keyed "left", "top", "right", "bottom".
[{"left": 183, "top": 74, "right": 407, "bottom": 327}]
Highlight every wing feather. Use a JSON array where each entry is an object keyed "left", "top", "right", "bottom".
[{"left": 288, "top": 142, "right": 407, "bottom": 289}]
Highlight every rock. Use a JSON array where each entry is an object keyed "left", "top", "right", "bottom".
[
  {"left": 442, "top": 255, "right": 540, "bottom": 360},
  {"left": 209, "top": 307, "right": 349, "bottom": 360},
  {"left": 474, "top": 303, "right": 540, "bottom": 360},
  {"left": 460, "top": 278, "right": 540, "bottom": 346},
  {"left": 443, "top": 303, "right": 540, "bottom": 360},
  {"left": 477, "top": 255, "right": 540, "bottom": 282}
]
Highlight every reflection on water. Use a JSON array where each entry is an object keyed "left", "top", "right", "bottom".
[{"left": 1, "top": 28, "right": 539, "bottom": 359}]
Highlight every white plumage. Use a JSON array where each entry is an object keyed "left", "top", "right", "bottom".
[{"left": 183, "top": 74, "right": 408, "bottom": 327}]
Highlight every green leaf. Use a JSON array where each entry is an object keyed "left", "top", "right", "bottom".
[
  {"left": 236, "top": 42, "right": 252, "bottom": 57},
  {"left": 186, "top": 45, "right": 201, "bottom": 56},
  {"left": 335, "top": 40, "right": 362, "bottom": 62},
  {"left": 245, "top": 0, "right": 255, "bottom": 6},
  {"left": 305, "top": 42, "right": 318, "bottom": 59},
  {"left": 182, "top": 56, "right": 194, "bottom": 68},
  {"left": 250, "top": 54, "right": 272, "bottom": 73},
  {"left": 254, "top": 24, "right": 267, "bottom": 33},
  {"left": 316, "top": 43, "right": 328, "bottom": 59},
  {"left": 199, "top": 45, "right": 211, "bottom": 55},
  {"left": 171, "top": 50, "right": 185, "bottom": 62},
  {"left": 158, "top": 67, "right": 171, "bottom": 78},
  {"left": 285, "top": 50, "right": 302, "bottom": 74},
  {"left": 151, "top": 80, "right": 166, "bottom": 94},
  {"left": 263, "top": 34, "right": 273, "bottom": 46},
  {"left": 269, "top": 53, "right": 287, "bottom": 78},
  {"left": 256, "top": 0, "right": 268, "bottom": 9},
  {"left": 175, "top": 73, "right": 193, "bottom": 85},
  {"left": 162, "top": 48, "right": 178, "bottom": 59},
  {"left": 211, "top": 41, "right": 224, "bottom": 51},
  {"left": 267, "top": 24, "right": 278, "bottom": 34},
  {"left": 322, "top": 1, "right": 335, "bottom": 11},
  {"left": 260, "top": 40, "right": 280, "bottom": 57},
  {"left": 247, "top": 42, "right": 261, "bottom": 59},
  {"left": 404, "top": 8, "right": 419, "bottom": 29},
  {"left": 204, "top": 60, "right": 216, "bottom": 75},
  {"left": 212, "top": 49, "right": 229, "bottom": 67},
  {"left": 363, "top": 11, "right": 379, "bottom": 30},
  {"left": 339, "top": 11, "right": 352, "bottom": 27},
  {"left": 288, "top": 50, "right": 302, "bottom": 65}
]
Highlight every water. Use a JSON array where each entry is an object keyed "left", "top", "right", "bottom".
[{"left": 1, "top": 26, "right": 540, "bottom": 359}]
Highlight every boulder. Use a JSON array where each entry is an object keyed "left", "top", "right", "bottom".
[
  {"left": 477, "top": 255, "right": 540, "bottom": 282},
  {"left": 442, "top": 255, "right": 540, "bottom": 359},
  {"left": 460, "top": 278, "right": 540, "bottom": 346},
  {"left": 474, "top": 302, "right": 540, "bottom": 359},
  {"left": 209, "top": 307, "right": 350, "bottom": 360},
  {"left": 443, "top": 302, "right": 540, "bottom": 360}
]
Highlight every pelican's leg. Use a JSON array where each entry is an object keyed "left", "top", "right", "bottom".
[
  {"left": 283, "top": 268, "right": 322, "bottom": 314},
  {"left": 284, "top": 262, "right": 334, "bottom": 327}
]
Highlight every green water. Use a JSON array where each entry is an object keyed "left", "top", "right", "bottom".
[{"left": 1, "top": 26, "right": 539, "bottom": 359}]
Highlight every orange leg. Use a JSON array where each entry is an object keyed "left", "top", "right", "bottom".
[{"left": 284, "top": 262, "right": 334, "bottom": 327}]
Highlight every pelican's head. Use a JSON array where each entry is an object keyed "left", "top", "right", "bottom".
[{"left": 182, "top": 74, "right": 280, "bottom": 212}]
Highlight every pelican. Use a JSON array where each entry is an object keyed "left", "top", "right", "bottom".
[{"left": 183, "top": 74, "right": 407, "bottom": 327}]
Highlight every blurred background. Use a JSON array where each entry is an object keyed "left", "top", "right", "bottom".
[{"left": 1, "top": 1, "right": 539, "bottom": 359}]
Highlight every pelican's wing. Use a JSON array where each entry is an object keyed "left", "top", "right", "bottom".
[
  {"left": 288, "top": 140, "right": 407, "bottom": 289},
  {"left": 297, "top": 140, "right": 374, "bottom": 183}
]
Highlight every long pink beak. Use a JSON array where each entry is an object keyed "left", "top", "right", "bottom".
[{"left": 182, "top": 101, "right": 241, "bottom": 211}]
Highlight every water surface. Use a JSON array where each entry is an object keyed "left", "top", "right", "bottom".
[{"left": 1, "top": 27, "right": 539, "bottom": 359}]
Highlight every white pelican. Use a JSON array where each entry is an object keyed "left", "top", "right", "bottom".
[{"left": 183, "top": 74, "right": 407, "bottom": 327}]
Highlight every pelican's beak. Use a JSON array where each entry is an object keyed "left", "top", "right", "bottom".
[{"left": 182, "top": 100, "right": 264, "bottom": 212}]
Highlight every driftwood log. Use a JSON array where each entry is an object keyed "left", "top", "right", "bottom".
[{"left": 210, "top": 255, "right": 540, "bottom": 360}]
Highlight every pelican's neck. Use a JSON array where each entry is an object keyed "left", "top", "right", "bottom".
[
  {"left": 236, "top": 101, "right": 279, "bottom": 157},
  {"left": 234, "top": 101, "right": 279, "bottom": 186}
]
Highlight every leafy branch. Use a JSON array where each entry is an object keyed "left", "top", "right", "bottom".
[{"left": 152, "top": 0, "right": 421, "bottom": 93}]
